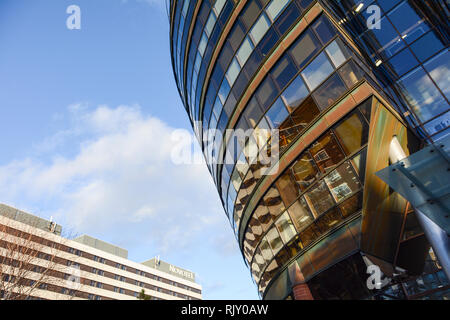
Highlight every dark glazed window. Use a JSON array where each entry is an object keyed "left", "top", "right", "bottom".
[
  {"left": 229, "top": 20, "right": 246, "bottom": 51},
  {"left": 334, "top": 112, "right": 369, "bottom": 155},
  {"left": 339, "top": 191, "right": 363, "bottom": 218},
  {"left": 241, "top": 0, "right": 262, "bottom": 31},
  {"left": 309, "top": 132, "right": 345, "bottom": 174},
  {"left": 410, "top": 31, "right": 445, "bottom": 62},
  {"left": 271, "top": 55, "right": 298, "bottom": 90},
  {"left": 275, "top": 168, "right": 299, "bottom": 207},
  {"left": 274, "top": 2, "right": 300, "bottom": 35},
  {"left": 245, "top": 96, "right": 264, "bottom": 127},
  {"left": 256, "top": 76, "right": 278, "bottom": 110},
  {"left": 387, "top": 1, "right": 430, "bottom": 44},
  {"left": 299, "top": 222, "right": 320, "bottom": 247},
  {"left": 386, "top": 48, "right": 419, "bottom": 78},
  {"left": 312, "top": 73, "right": 347, "bottom": 110},
  {"left": 311, "top": 15, "right": 335, "bottom": 45},
  {"left": 290, "top": 96, "right": 320, "bottom": 132},
  {"left": 290, "top": 30, "right": 321, "bottom": 68},
  {"left": 338, "top": 60, "right": 363, "bottom": 88},
  {"left": 315, "top": 207, "right": 344, "bottom": 233}
]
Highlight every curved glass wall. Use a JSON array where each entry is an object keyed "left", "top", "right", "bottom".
[{"left": 170, "top": 0, "right": 448, "bottom": 300}]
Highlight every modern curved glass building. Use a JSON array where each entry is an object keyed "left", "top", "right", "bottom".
[{"left": 169, "top": 0, "right": 449, "bottom": 299}]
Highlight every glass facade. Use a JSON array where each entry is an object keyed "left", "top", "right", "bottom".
[{"left": 170, "top": 0, "right": 449, "bottom": 299}]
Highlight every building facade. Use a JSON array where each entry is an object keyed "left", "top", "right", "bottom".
[
  {"left": 169, "top": 0, "right": 449, "bottom": 299},
  {"left": 0, "top": 204, "right": 202, "bottom": 300}
]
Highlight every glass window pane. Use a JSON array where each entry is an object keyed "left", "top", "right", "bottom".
[
  {"left": 361, "top": 16, "right": 404, "bottom": 58},
  {"left": 272, "top": 55, "right": 298, "bottom": 90},
  {"left": 301, "top": 52, "right": 334, "bottom": 90},
  {"left": 263, "top": 186, "right": 285, "bottom": 218},
  {"left": 324, "top": 161, "right": 361, "bottom": 203},
  {"left": 334, "top": 112, "right": 369, "bottom": 155},
  {"left": 424, "top": 111, "right": 449, "bottom": 137},
  {"left": 266, "top": 0, "right": 290, "bottom": 21},
  {"left": 312, "top": 73, "right": 347, "bottom": 110},
  {"left": 275, "top": 168, "right": 299, "bottom": 207},
  {"left": 311, "top": 15, "right": 335, "bottom": 45},
  {"left": 229, "top": 21, "right": 246, "bottom": 51},
  {"left": 397, "top": 67, "right": 447, "bottom": 123},
  {"left": 281, "top": 74, "right": 309, "bottom": 112},
  {"left": 291, "top": 152, "right": 319, "bottom": 191},
  {"left": 288, "top": 197, "right": 314, "bottom": 232},
  {"left": 387, "top": 48, "right": 419, "bottom": 78},
  {"left": 266, "top": 227, "right": 283, "bottom": 253},
  {"left": 388, "top": 1, "right": 430, "bottom": 44},
  {"left": 198, "top": 32, "right": 208, "bottom": 56},
  {"left": 338, "top": 60, "right": 364, "bottom": 88},
  {"left": 290, "top": 30, "right": 321, "bottom": 68},
  {"left": 237, "top": 37, "right": 254, "bottom": 66},
  {"left": 325, "top": 39, "right": 347, "bottom": 68},
  {"left": 315, "top": 207, "right": 343, "bottom": 233},
  {"left": 290, "top": 96, "right": 320, "bottom": 132},
  {"left": 423, "top": 50, "right": 450, "bottom": 101},
  {"left": 226, "top": 58, "right": 241, "bottom": 86},
  {"left": 256, "top": 76, "right": 278, "bottom": 110},
  {"left": 250, "top": 13, "right": 270, "bottom": 45},
  {"left": 266, "top": 98, "right": 289, "bottom": 129},
  {"left": 299, "top": 222, "right": 320, "bottom": 247},
  {"left": 244, "top": 96, "right": 264, "bottom": 128},
  {"left": 309, "top": 131, "right": 345, "bottom": 173},
  {"left": 205, "top": 12, "right": 217, "bottom": 37},
  {"left": 338, "top": 191, "right": 363, "bottom": 218},
  {"left": 303, "top": 180, "right": 335, "bottom": 217},
  {"left": 410, "top": 31, "right": 445, "bottom": 63},
  {"left": 275, "top": 212, "right": 297, "bottom": 244},
  {"left": 259, "top": 236, "right": 274, "bottom": 262},
  {"left": 241, "top": 1, "right": 261, "bottom": 31},
  {"left": 218, "top": 78, "right": 231, "bottom": 104},
  {"left": 279, "top": 117, "right": 299, "bottom": 151}
]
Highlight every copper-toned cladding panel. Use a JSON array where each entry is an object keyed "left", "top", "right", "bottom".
[{"left": 361, "top": 98, "right": 414, "bottom": 265}]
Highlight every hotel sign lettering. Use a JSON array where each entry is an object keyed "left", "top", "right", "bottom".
[{"left": 169, "top": 264, "right": 195, "bottom": 281}]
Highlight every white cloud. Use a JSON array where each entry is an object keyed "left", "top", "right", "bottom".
[{"left": 0, "top": 104, "right": 226, "bottom": 254}]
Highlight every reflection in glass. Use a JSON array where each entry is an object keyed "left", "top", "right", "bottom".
[
  {"left": 315, "top": 207, "right": 344, "bottom": 233},
  {"left": 309, "top": 132, "right": 345, "bottom": 173},
  {"left": 339, "top": 60, "right": 363, "bottom": 88},
  {"left": 339, "top": 191, "right": 363, "bottom": 218},
  {"left": 275, "top": 168, "right": 299, "bottom": 207},
  {"left": 288, "top": 197, "right": 314, "bottom": 232},
  {"left": 291, "top": 152, "right": 319, "bottom": 191},
  {"left": 303, "top": 181, "right": 335, "bottom": 217},
  {"left": 290, "top": 96, "right": 320, "bottom": 132},
  {"left": 334, "top": 112, "right": 369, "bottom": 155},
  {"left": 397, "top": 67, "right": 447, "bottom": 123},
  {"left": 299, "top": 222, "right": 320, "bottom": 247},
  {"left": 324, "top": 161, "right": 361, "bottom": 203},
  {"left": 266, "top": 227, "right": 283, "bottom": 254},
  {"left": 313, "top": 73, "right": 347, "bottom": 110},
  {"left": 281, "top": 74, "right": 309, "bottom": 112},
  {"left": 301, "top": 52, "right": 335, "bottom": 91},
  {"left": 275, "top": 212, "right": 297, "bottom": 244}
]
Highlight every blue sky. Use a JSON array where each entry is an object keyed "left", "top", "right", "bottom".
[{"left": 0, "top": 0, "right": 259, "bottom": 299}]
